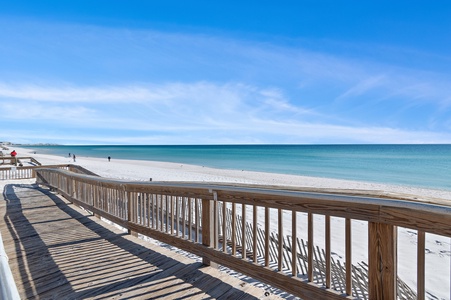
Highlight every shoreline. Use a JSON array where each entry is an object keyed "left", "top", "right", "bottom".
[
  {"left": 17, "top": 144, "right": 451, "bottom": 192},
  {"left": 5, "top": 146, "right": 451, "bottom": 297},
  {"left": 12, "top": 146, "right": 451, "bottom": 201}
]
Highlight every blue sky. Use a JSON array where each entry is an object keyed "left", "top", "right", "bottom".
[{"left": 1, "top": 1, "right": 451, "bottom": 144}]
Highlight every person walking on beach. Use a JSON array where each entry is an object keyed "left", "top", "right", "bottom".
[
  {"left": 108, "top": 156, "right": 111, "bottom": 162},
  {"left": 73, "top": 154, "right": 76, "bottom": 162}
]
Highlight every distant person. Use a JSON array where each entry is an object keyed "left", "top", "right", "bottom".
[
  {"left": 10, "top": 150, "right": 17, "bottom": 166},
  {"left": 108, "top": 156, "right": 111, "bottom": 162},
  {"left": 69, "top": 153, "right": 71, "bottom": 157},
  {"left": 73, "top": 154, "right": 76, "bottom": 162}
]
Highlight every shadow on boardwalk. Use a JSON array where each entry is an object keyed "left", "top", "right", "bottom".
[{"left": 1, "top": 183, "right": 276, "bottom": 299}]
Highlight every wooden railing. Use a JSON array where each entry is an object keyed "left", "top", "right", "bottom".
[
  {"left": 33, "top": 168, "right": 451, "bottom": 300},
  {"left": 0, "top": 156, "right": 42, "bottom": 166},
  {"left": 0, "top": 164, "right": 97, "bottom": 180}
]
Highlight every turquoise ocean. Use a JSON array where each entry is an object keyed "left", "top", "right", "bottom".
[{"left": 25, "top": 144, "right": 451, "bottom": 191}]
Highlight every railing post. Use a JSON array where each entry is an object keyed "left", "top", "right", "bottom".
[
  {"left": 368, "top": 222, "right": 397, "bottom": 300},
  {"left": 202, "top": 196, "right": 218, "bottom": 268}
]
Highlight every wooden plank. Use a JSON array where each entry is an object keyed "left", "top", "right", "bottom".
[
  {"left": 1, "top": 185, "right": 281, "bottom": 300},
  {"left": 188, "top": 197, "right": 192, "bottom": 239},
  {"left": 201, "top": 198, "right": 213, "bottom": 266},
  {"left": 308, "top": 213, "right": 314, "bottom": 282},
  {"left": 368, "top": 222, "right": 397, "bottom": 300},
  {"left": 292, "top": 210, "right": 297, "bottom": 276},
  {"left": 265, "top": 207, "right": 270, "bottom": 267},
  {"left": 182, "top": 197, "right": 186, "bottom": 237},
  {"left": 417, "top": 231, "right": 425, "bottom": 300},
  {"left": 223, "top": 201, "right": 228, "bottom": 253},
  {"left": 196, "top": 198, "right": 200, "bottom": 242},
  {"left": 232, "top": 202, "right": 237, "bottom": 255},
  {"left": 242, "top": 203, "right": 247, "bottom": 259},
  {"left": 37, "top": 167, "right": 451, "bottom": 237},
  {"left": 325, "top": 215, "right": 331, "bottom": 288},
  {"left": 165, "top": 194, "right": 169, "bottom": 233},
  {"left": 171, "top": 196, "right": 176, "bottom": 235},
  {"left": 278, "top": 208, "right": 283, "bottom": 271},
  {"left": 346, "top": 218, "right": 352, "bottom": 295},
  {"left": 253, "top": 205, "right": 258, "bottom": 263},
  {"left": 214, "top": 196, "right": 219, "bottom": 249},
  {"left": 176, "top": 196, "right": 180, "bottom": 236},
  {"left": 33, "top": 167, "right": 451, "bottom": 300}
]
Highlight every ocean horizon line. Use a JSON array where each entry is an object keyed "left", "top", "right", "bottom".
[{"left": 19, "top": 144, "right": 451, "bottom": 191}]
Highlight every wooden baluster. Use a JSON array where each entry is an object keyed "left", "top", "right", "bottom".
[
  {"left": 292, "top": 210, "right": 297, "bottom": 276},
  {"left": 196, "top": 198, "right": 200, "bottom": 242},
  {"left": 325, "top": 215, "right": 331, "bottom": 288},
  {"left": 368, "top": 222, "right": 397, "bottom": 300},
  {"left": 417, "top": 231, "right": 425, "bottom": 300},
  {"left": 201, "top": 197, "right": 217, "bottom": 267},
  {"left": 278, "top": 208, "right": 283, "bottom": 271},
  {"left": 265, "top": 207, "right": 270, "bottom": 267},
  {"left": 182, "top": 197, "right": 186, "bottom": 238},
  {"left": 223, "top": 201, "right": 228, "bottom": 253},
  {"left": 126, "top": 191, "right": 134, "bottom": 236},
  {"left": 170, "top": 196, "right": 175, "bottom": 234},
  {"left": 253, "top": 205, "right": 258, "bottom": 263},
  {"left": 240, "top": 204, "right": 245, "bottom": 259},
  {"left": 232, "top": 202, "right": 237, "bottom": 255},
  {"left": 308, "top": 213, "right": 314, "bottom": 282},
  {"left": 214, "top": 192, "right": 219, "bottom": 249},
  {"left": 346, "top": 218, "right": 352, "bottom": 296}
]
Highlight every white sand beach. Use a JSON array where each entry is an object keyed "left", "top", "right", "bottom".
[{"left": 4, "top": 146, "right": 451, "bottom": 299}]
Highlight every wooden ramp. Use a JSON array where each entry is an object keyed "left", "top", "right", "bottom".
[{"left": 0, "top": 183, "right": 282, "bottom": 300}]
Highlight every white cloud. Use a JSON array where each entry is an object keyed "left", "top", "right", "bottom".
[
  {"left": 1, "top": 79, "right": 451, "bottom": 144},
  {"left": 336, "top": 75, "right": 387, "bottom": 100},
  {"left": 2, "top": 20, "right": 451, "bottom": 144},
  {"left": 0, "top": 84, "right": 165, "bottom": 103}
]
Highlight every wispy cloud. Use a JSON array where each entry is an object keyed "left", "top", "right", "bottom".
[
  {"left": 1, "top": 80, "right": 450, "bottom": 145},
  {"left": 336, "top": 75, "right": 387, "bottom": 100},
  {"left": 1, "top": 19, "right": 451, "bottom": 144}
]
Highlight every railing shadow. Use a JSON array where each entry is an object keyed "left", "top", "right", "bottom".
[
  {"left": 2, "top": 183, "right": 261, "bottom": 299},
  {"left": 2, "top": 183, "right": 75, "bottom": 298}
]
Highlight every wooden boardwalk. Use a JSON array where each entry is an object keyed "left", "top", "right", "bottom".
[{"left": 0, "top": 183, "right": 282, "bottom": 300}]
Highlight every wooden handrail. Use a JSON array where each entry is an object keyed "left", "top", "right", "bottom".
[
  {"left": 0, "top": 164, "right": 98, "bottom": 180},
  {"left": 33, "top": 167, "right": 450, "bottom": 300},
  {"left": 0, "top": 156, "right": 41, "bottom": 166}
]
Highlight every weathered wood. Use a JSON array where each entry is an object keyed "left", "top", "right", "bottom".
[
  {"left": 326, "top": 215, "right": 331, "bottom": 288},
  {"left": 232, "top": 202, "right": 237, "bottom": 256},
  {"left": 417, "top": 230, "right": 425, "bottom": 300},
  {"left": 292, "top": 210, "right": 297, "bottom": 276},
  {"left": 278, "top": 208, "right": 283, "bottom": 271},
  {"left": 214, "top": 196, "right": 219, "bottom": 249},
  {"left": 265, "top": 206, "right": 270, "bottom": 267},
  {"left": 308, "top": 212, "right": 314, "bottom": 282},
  {"left": 346, "top": 218, "right": 352, "bottom": 295},
  {"left": 36, "top": 168, "right": 451, "bottom": 237},
  {"left": 32, "top": 167, "right": 447, "bottom": 300},
  {"left": 1, "top": 184, "right": 277, "bottom": 300},
  {"left": 368, "top": 222, "right": 397, "bottom": 300}
]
